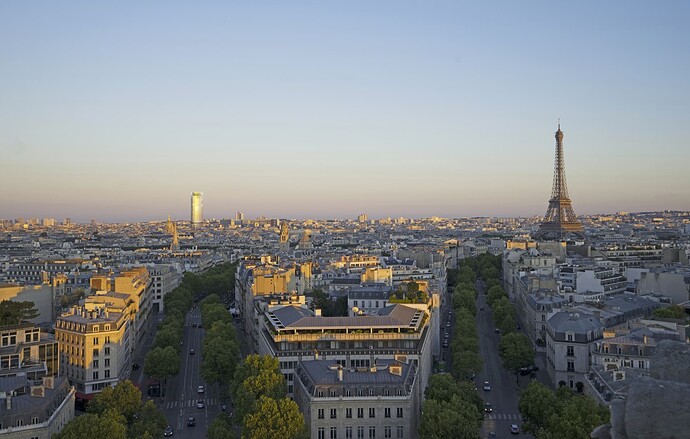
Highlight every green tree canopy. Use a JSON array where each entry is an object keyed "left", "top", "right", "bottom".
[
  {"left": 232, "top": 355, "right": 287, "bottom": 423},
  {"left": 452, "top": 349, "right": 483, "bottom": 381},
  {"left": 243, "top": 396, "right": 307, "bottom": 439},
  {"left": 208, "top": 413, "right": 237, "bottom": 439},
  {"left": 653, "top": 305, "right": 687, "bottom": 320},
  {"left": 144, "top": 346, "right": 180, "bottom": 381},
  {"left": 129, "top": 400, "right": 167, "bottom": 438},
  {"left": 202, "top": 321, "right": 240, "bottom": 387},
  {"left": 419, "top": 398, "right": 480, "bottom": 439},
  {"left": 86, "top": 380, "right": 142, "bottom": 421},
  {"left": 55, "top": 410, "right": 127, "bottom": 439},
  {"left": 0, "top": 300, "right": 39, "bottom": 325},
  {"left": 499, "top": 333, "right": 535, "bottom": 377}
]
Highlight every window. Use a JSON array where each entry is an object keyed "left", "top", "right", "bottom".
[
  {"left": 604, "top": 344, "right": 609, "bottom": 354},
  {"left": 566, "top": 332, "right": 574, "bottom": 342},
  {"left": 346, "top": 426, "right": 353, "bottom": 439},
  {"left": 104, "top": 347, "right": 110, "bottom": 355},
  {"left": 93, "top": 360, "right": 99, "bottom": 368},
  {"left": 354, "top": 301, "right": 358, "bottom": 307},
  {"left": 93, "top": 371, "right": 99, "bottom": 380},
  {"left": 396, "top": 407, "right": 403, "bottom": 418},
  {"left": 105, "top": 336, "right": 110, "bottom": 343},
  {"left": 346, "top": 408, "right": 352, "bottom": 418},
  {"left": 396, "top": 426, "right": 403, "bottom": 438},
  {"left": 17, "top": 419, "right": 23, "bottom": 427},
  {"left": 318, "top": 427, "right": 325, "bottom": 439},
  {"left": 331, "top": 427, "right": 338, "bottom": 439},
  {"left": 567, "top": 346, "right": 574, "bottom": 356},
  {"left": 105, "top": 369, "right": 110, "bottom": 378},
  {"left": 31, "top": 417, "right": 39, "bottom": 424},
  {"left": 617, "top": 346, "right": 623, "bottom": 355},
  {"left": 384, "top": 407, "right": 391, "bottom": 418},
  {"left": 318, "top": 409, "right": 324, "bottom": 419},
  {"left": 92, "top": 348, "right": 99, "bottom": 357},
  {"left": 93, "top": 338, "right": 99, "bottom": 345},
  {"left": 384, "top": 426, "right": 391, "bottom": 438},
  {"left": 567, "top": 361, "right": 574, "bottom": 372},
  {"left": 357, "top": 408, "right": 364, "bottom": 418},
  {"left": 331, "top": 408, "right": 337, "bottom": 419},
  {"left": 369, "top": 388, "right": 374, "bottom": 396},
  {"left": 369, "top": 426, "right": 376, "bottom": 438},
  {"left": 369, "top": 407, "right": 375, "bottom": 418},
  {"left": 357, "top": 426, "right": 364, "bottom": 439},
  {"left": 104, "top": 358, "right": 110, "bottom": 367}
]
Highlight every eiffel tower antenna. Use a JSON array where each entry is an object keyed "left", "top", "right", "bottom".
[{"left": 533, "top": 122, "right": 584, "bottom": 240}]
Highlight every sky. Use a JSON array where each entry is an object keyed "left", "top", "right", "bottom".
[{"left": 1, "top": 1, "right": 689, "bottom": 222}]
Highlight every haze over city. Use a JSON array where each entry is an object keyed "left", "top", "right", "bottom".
[{"left": 1, "top": 1, "right": 689, "bottom": 222}]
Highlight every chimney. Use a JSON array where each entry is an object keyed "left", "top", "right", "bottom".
[{"left": 338, "top": 366, "right": 343, "bottom": 382}]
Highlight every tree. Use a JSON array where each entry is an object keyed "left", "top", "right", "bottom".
[
  {"left": 202, "top": 302, "right": 231, "bottom": 328},
  {"left": 55, "top": 410, "right": 127, "bottom": 439},
  {"left": 144, "top": 346, "right": 180, "bottom": 395},
  {"left": 425, "top": 373, "right": 462, "bottom": 402},
  {"left": 653, "top": 305, "right": 686, "bottom": 320},
  {"left": 419, "top": 398, "right": 480, "bottom": 439},
  {"left": 452, "top": 349, "right": 483, "bottom": 380},
  {"left": 498, "top": 313, "right": 516, "bottom": 336},
  {"left": 243, "top": 396, "right": 307, "bottom": 439},
  {"left": 0, "top": 300, "right": 39, "bottom": 325},
  {"left": 87, "top": 380, "right": 142, "bottom": 421},
  {"left": 202, "top": 321, "right": 240, "bottom": 387},
  {"left": 208, "top": 413, "right": 237, "bottom": 439},
  {"left": 518, "top": 380, "right": 558, "bottom": 434},
  {"left": 129, "top": 400, "right": 167, "bottom": 438},
  {"left": 499, "top": 333, "right": 534, "bottom": 382},
  {"left": 232, "top": 355, "right": 287, "bottom": 423}
]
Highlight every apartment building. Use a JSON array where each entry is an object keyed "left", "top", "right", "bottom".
[
  {"left": 145, "top": 264, "right": 181, "bottom": 313},
  {"left": 55, "top": 305, "right": 130, "bottom": 401},
  {"left": 0, "top": 324, "right": 59, "bottom": 376},
  {"left": 253, "top": 296, "right": 438, "bottom": 407},
  {"left": 294, "top": 359, "right": 419, "bottom": 439},
  {"left": 545, "top": 311, "right": 604, "bottom": 389}
]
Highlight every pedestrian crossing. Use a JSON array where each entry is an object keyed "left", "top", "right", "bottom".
[
  {"left": 164, "top": 398, "right": 220, "bottom": 409},
  {"left": 484, "top": 413, "right": 521, "bottom": 421}
]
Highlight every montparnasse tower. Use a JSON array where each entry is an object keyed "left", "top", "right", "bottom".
[
  {"left": 534, "top": 123, "right": 584, "bottom": 240},
  {"left": 191, "top": 192, "right": 203, "bottom": 226}
]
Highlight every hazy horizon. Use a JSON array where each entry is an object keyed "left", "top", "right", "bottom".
[{"left": 2, "top": 1, "right": 689, "bottom": 222}]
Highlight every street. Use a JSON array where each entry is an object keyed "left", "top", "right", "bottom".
[{"left": 475, "top": 280, "right": 532, "bottom": 439}]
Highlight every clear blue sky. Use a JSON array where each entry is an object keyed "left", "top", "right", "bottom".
[{"left": 1, "top": 1, "right": 689, "bottom": 222}]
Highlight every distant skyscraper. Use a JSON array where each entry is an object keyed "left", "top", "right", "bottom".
[
  {"left": 191, "top": 192, "right": 203, "bottom": 225},
  {"left": 358, "top": 213, "right": 368, "bottom": 224},
  {"left": 235, "top": 211, "right": 244, "bottom": 221},
  {"left": 534, "top": 123, "right": 584, "bottom": 240}
]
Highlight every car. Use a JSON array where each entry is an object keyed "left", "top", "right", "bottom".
[
  {"left": 187, "top": 417, "right": 196, "bottom": 427},
  {"left": 488, "top": 433, "right": 497, "bottom": 439},
  {"left": 131, "top": 363, "right": 140, "bottom": 370},
  {"left": 164, "top": 426, "right": 174, "bottom": 437},
  {"left": 494, "top": 328, "right": 500, "bottom": 334},
  {"left": 510, "top": 424, "right": 520, "bottom": 434},
  {"left": 191, "top": 323, "right": 197, "bottom": 327},
  {"left": 198, "top": 385, "right": 205, "bottom": 394},
  {"left": 483, "top": 381, "right": 491, "bottom": 391},
  {"left": 443, "top": 341, "right": 448, "bottom": 348},
  {"left": 189, "top": 349, "right": 195, "bottom": 355},
  {"left": 198, "top": 323, "right": 203, "bottom": 328},
  {"left": 196, "top": 399, "right": 205, "bottom": 409},
  {"left": 520, "top": 367, "right": 532, "bottom": 375},
  {"left": 480, "top": 305, "right": 484, "bottom": 310},
  {"left": 484, "top": 402, "right": 493, "bottom": 413}
]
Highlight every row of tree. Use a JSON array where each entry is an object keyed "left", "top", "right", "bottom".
[
  {"left": 55, "top": 380, "right": 167, "bottom": 439},
  {"left": 419, "top": 261, "right": 483, "bottom": 438},
  {"left": 199, "top": 293, "right": 240, "bottom": 395},
  {"left": 144, "top": 262, "right": 238, "bottom": 395}
]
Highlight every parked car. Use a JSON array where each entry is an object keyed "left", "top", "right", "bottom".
[
  {"left": 483, "top": 381, "right": 491, "bottom": 391},
  {"left": 510, "top": 424, "right": 520, "bottom": 434},
  {"left": 196, "top": 399, "right": 205, "bottom": 409},
  {"left": 164, "top": 426, "right": 174, "bottom": 437},
  {"left": 198, "top": 385, "right": 205, "bottom": 394},
  {"left": 187, "top": 417, "right": 196, "bottom": 427}
]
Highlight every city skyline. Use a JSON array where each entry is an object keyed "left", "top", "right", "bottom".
[{"left": 2, "top": 1, "right": 689, "bottom": 222}]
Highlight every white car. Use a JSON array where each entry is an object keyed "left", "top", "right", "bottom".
[
  {"left": 510, "top": 424, "right": 520, "bottom": 434},
  {"left": 197, "top": 385, "right": 205, "bottom": 394},
  {"left": 483, "top": 381, "right": 491, "bottom": 391}
]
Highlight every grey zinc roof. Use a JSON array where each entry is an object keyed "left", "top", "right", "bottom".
[
  {"left": 548, "top": 311, "right": 604, "bottom": 335},
  {"left": 270, "top": 304, "right": 423, "bottom": 330},
  {"left": 299, "top": 359, "right": 414, "bottom": 387}
]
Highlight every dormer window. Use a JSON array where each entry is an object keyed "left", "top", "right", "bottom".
[{"left": 566, "top": 332, "right": 574, "bottom": 342}]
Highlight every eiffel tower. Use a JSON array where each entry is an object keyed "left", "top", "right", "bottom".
[{"left": 534, "top": 123, "right": 584, "bottom": 239}]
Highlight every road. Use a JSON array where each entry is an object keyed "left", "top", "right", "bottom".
[
  {"left": 475, "top": 280, "right": 533, "bottom": 439},
  {"left": 157, "top": 307, "right": 226, "bottom": 438}
]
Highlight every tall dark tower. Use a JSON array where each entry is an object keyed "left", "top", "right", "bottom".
[{"left": 534, "top": 123, "right": 584, "bottom": 239}]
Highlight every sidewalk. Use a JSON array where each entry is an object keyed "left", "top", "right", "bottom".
[{"left": 131, "top": 312, "right": 160, "bottom": 388}]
